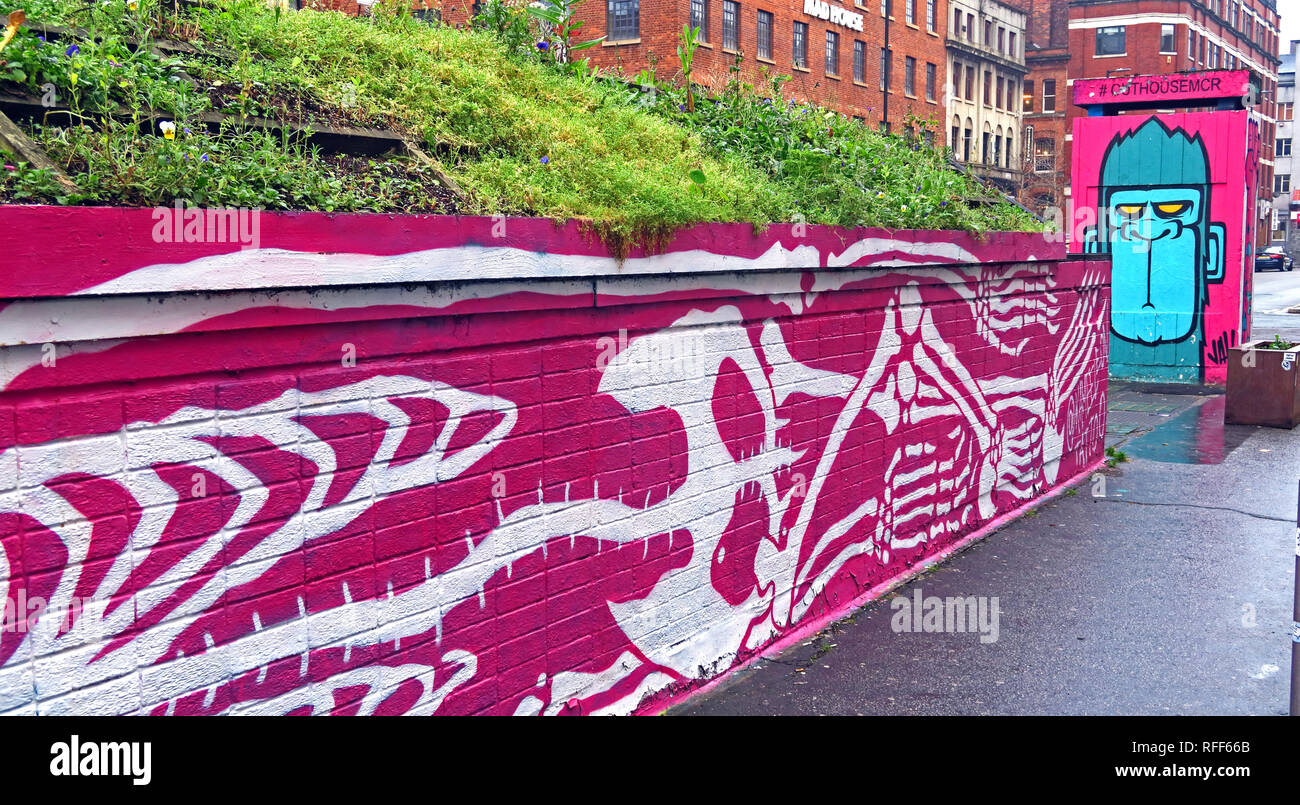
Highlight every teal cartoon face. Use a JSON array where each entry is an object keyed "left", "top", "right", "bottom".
[{"left": 1084, "top": 119, "right": 1225, "bottom": 347}]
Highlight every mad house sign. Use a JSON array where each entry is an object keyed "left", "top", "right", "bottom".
[{"left": 1073, "top": 111, "right": 1257, "bottom": 384}]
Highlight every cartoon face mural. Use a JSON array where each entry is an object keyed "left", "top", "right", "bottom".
[
  {"left": 1084, "top": 119, "right": 1225, "bottom": 346},
  {"left": 1073, "top": 112, "right": 1256, "bottom": 384}
]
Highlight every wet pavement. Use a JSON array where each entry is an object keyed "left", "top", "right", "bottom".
[{"left": 677, "top": 302, "right": 1299, "bottom": 716}]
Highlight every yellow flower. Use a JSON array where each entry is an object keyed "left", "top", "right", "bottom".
[
  {"left": 160, "top": 121, "right": 176, "bottom": 140},
  {"left": 128, "top": 1, "right": 139, "bottom": 9}
]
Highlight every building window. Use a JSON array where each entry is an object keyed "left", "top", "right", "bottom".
[
  {"left": 793, "top": 22, "right": 808, "bottom": 68},
  {"left": 1004, "top": 135, "right": 1012, "bottom": 167},
  {"left": 905, "top": 56, "right": 916, "bottom": 95},
  {"left": 1277, "top": 174, "right": 1292, "bottom": 195},
  {"left": 826, "top": 30, "right": 840, "bottom": 75},
  {"left": 1009, "top": 31, "right": 1017, "bottom": 58},
  {"left": 982, "top": 131, "right": 991, "bottom": 164},
  {"left": 984, "top": 19, "right": 992, "bottom": 47},
  {"left": 983, "top": 70, "right": 992, "bottom": 107},
  {"left": 1283, "top": 102, "right": 1294, "bottom": 122},
  {"left": 853, "top": 40, "right": 866, "bottom": 82},
  {"left": 926, "top": 62, "right": 936, "bottom": 102},
  {"left": 756, "top": 10, "right": 772, "bottom": 61},
  {"left": 1277, "top": 138, "right": 1293, "bottom": 157},
  {"left": 952, "top": 124, "right": 961, "bottom": 157},
  {"left": 952, "top": 61, "right": 962, "bottom": 99},
  {"left": 963, "top": 125, "right": 972, "bottom": 161},
  {"left": 905, "top": 0, "right": 914, "bottom": 26},
  {"left": 690, "top": 0, "right": 709, "bottom": 42},
  {"left": 1095, "top": 25, "right": 1125, "bottom": 56},
  {"left": 1160, "top": 23, "right": 1176, "bottom": 53},
  {"left": 607, "top": 0, "right": 639, "bottom": 41},
  {"left": 1023, "top": 79, "right": 1034, "bottom": 112},
  {"left": 998, "top": 27, "right": 1005, "bottom": 54},
  {"left": 1035, "top": 137, "right": 1056, "bottom": 173},
  {"left": 722, "top": 0, "right": 739, "bottom": 50},
  {"left": 881, "top": 0, "right": 890, "bottom": 17},
  {"left": 965, "top": 64, "right": 974, "bottom": 100},
  {"left": 926, "top": 0, "right": 935, "bottom": 31},
  {"left": 1042, "top": 78, "right": 1057, "bottom": 113},
  {"left": 996, "top": 76, "right": 1004, "bottom": 109},
  {"left": 881, "top": 47, "right": 891, "bottom": 91}
]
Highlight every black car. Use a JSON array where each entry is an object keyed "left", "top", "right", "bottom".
[{"left": 1255, "top": 247, "right": 1294, "bottom": 272}]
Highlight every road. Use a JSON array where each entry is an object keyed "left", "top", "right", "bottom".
[{"left": 1251, "top": 265, "right": 1300, "bottom": 342}]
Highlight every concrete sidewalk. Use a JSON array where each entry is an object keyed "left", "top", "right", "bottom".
[{"left": 675, "top": 382, "right": 1297, "bottom": 716}]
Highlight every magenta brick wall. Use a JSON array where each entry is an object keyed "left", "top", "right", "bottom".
[{"left": 0, "top": 209, "right": 1109, "bottom": 715}]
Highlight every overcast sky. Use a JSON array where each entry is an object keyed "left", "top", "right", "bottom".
[{"left": 1282, "top": 7, "right": 1298, "bottom": 54}]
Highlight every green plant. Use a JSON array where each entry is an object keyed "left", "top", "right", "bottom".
[
  {"left": 526, "top": 0, "right": 603, "bottom": 66},
  {"left": 677, "top": 23, "right": 700, "bottom": 113},
  {"left": 1104, "top": 446, "right": 1128, "bottom": 468},
  {"left": 1260, "top": 334, "right": 1296, "bottom": 350}
]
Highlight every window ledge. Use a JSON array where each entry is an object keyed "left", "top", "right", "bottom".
[
  {"left": 792, "top": 65, "right": 811, "bottom": 73},
  {"left": 826, "top": 73, "right": 842, "bottom": 81},
  {"left": 757, "top": 56, "right": 776, "bottom": 65},
  {"left": 603, "top": 38, "right": 641, "bottom": 46}
]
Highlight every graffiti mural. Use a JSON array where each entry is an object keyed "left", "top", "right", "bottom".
[
  {"left": 0, "top": 210, "right": 1110, "bottom": 715},
  {"left": 1073, "top": 112, "right": 1257, "bottom": 384}
]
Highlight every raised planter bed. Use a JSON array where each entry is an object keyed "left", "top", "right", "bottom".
[
  {"left": 0, "top": 206, "right": 1110, "bottom": 716},
  {"left": 1225, "top": 339, "right": 1300, "bottom": 428}
]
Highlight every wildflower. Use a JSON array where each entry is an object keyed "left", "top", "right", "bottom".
[
  {"left": 678, "top": 103, "right": 686, "bottom": 111},
  {"left": 537, "top": 41, "right": 549, "bottom": 51},
  {"left": 69, "top": 72, "right": 77, "bottom": 85},
  {"left": 37, "top": 35, "right": 44, "bottom": 43},
  {"left": 3, "top": 164, "right": 15, "bottom": 171},
  {"left": 65, "top": 44, "right": 78, "bottom": 57},
  {"left": 108, "top": 59, "right": 121, "bottom": 68},
  {"left": 184, "top": 127, "right": 193, "bottom": 137},
  {"left": 159, "top": 121, "right": 176, "bottom": 140},
  {"left": 540, "top": 155, "right": 549, "bottom": 164},
  {"left": 128, "top": 0, "right": 139, "bottom": 9},
  {"left": 200, "top": 154, "right": 209, "bottom": 163},
  {"left": 876, "top": 192, "right": 885, "bottom": 198},
  {"left": 941, "top": 201, "right": 949, "bottom": 207}
]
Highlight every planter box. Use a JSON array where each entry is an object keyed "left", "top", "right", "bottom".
[{"left": 1225, "top": 341, "right": 1300, "bottom": 428}]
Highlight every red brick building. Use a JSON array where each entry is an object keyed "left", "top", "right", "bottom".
[
  {"left": 1063, "top": 0, "right": 1281, "bottom": 245},
  {"left": 1020, "top": 0, "right": 1069, "bottom": 213},
  {"left": 579, "top": 0, "right": 950, "bottom": 130}
]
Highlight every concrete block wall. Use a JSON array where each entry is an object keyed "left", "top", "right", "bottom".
[{"left": 0, "top": 209, "right": 1109, "bottom": 715}]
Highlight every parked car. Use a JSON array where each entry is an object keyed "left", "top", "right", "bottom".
[{"left": 1255, "top": 246, "right": 1294, "bottom": 272}]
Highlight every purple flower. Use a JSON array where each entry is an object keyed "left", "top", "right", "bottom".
[
  {"left": 941, "top": 201, "right": 949, "bottom": 207},
  {"left": 184, "top": 127, "right": 193, "bottom": 136},
  {"left": 537, "top": 41, "right": 549, "bottom": 51},
  {"left": 65, "top": 44, "right": 79, "bottom": 57},
  {"left": 37, "top": 35, "right": 45, "bottom": 43},
  {"left": 540, "top": 156, "right": 549, "bottom": 164},
  {"left": 108, "top": 59, "right": 122, "bottom": 67},
  {"left": 200, "top": 154, "right": 209, "bottom": 162}
]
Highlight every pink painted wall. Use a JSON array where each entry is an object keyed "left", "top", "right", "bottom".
[
  {"left": 0, "top": 208, "right": 1110, "bottom": 715},
  {"left": 1071, "top": 111, "right": 1256, "bottom": 384}
]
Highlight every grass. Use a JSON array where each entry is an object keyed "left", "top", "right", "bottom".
[{"left": 0, "top": 0, "right": 1040, "bottom": 246}]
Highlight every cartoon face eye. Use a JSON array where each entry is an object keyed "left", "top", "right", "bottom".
[
  {"left": 1152, "top": 201, "right": 1192, "bottom": 218},
  {"left": 1115, "top": 203, "right": 1146, "bottom": 220}
]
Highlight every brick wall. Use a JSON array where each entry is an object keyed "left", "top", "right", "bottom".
[{"left": 0, "top": 208, "right": 1109, "bottom": 715}]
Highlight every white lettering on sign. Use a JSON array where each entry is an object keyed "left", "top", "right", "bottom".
[{"left": 803, "top": 0, "right": 864, "bottom": 31}]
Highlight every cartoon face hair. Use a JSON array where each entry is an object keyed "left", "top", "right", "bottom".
[{"left": 1100, "top": 118, "right": 1210, "bottom": 188}]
